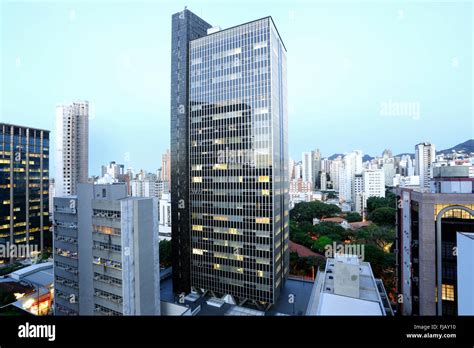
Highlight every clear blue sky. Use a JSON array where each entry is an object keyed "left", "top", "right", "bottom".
[{"left": 1, "top": 0, "right": 472, "bottom": 176}]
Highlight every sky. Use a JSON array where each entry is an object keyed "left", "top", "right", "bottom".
[{"left": 1, "top": 0, "right": 472, "bottom": 176}]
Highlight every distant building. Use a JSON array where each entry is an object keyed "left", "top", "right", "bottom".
[
  {"left": 414, "top": 142, "right": 435, "bottom": 190},
  {"left": 0, "top": 123, "right": 50, "bottom": 261},
  {"left": 159, "top": 193, "right": 171, "bottom": 241},
  {"left": 53, "top": 183, "right": 160, "bottom": 315},
  {"left": 55, "top": 101, "right": 89, "bottom": 196},
  {"left": 307, "top": 254, "right": 392, "bottom": 315}
]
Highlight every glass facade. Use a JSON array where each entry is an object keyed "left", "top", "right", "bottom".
[
  {"left": 0, "top": 123, "right": 50, "bottom": 263},
  {"left": 188, "top": 17, "right": 289, "bottom": 305},
  {"left": 170, "top": 9, "right": 212, "bottom": 294}
]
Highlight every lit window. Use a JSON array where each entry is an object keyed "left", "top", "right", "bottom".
[
  {"left": 257, "top": 270, "right": 264, "bottom": 277},
  {"left": 213, "top": 263, "right": 220, "bottom": 270},
  {"left": 258, "top": 176, "right": 269, "bottom": 183},
  {"left": 213, "top": 163, "right": 227, "bottom": 170},
  {"left": 192, "top": 225, "right": 203, "bottom": 231},
  {"left": 442, "top": 284, "right": 455, "bottom": 301},
  {"left": 256, "top": 217, "right": 270, "bottom": 224},
  {"left": 192, "top": 248, "right": 204, "bottom": 255},
  {"left": 262, "top": 189, "right": 270, "bottom": 196},
  {"left": 192, "top": 176, "right": 202, "bottom": 183}
]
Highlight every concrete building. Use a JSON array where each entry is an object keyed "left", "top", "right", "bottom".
[
  {"left": 161, "top": 149, "right": 171, "bottom": 183},
  {"left": 306, "top": 254, "right": 392, "bottom": 315},
  {"left": 457, "top": 232, "right": 474, "bottom": 315},
  {"left": 0, "top": 123, "right": 50, "bottom": 262},
  {"left": 414, "top": 142, "right": 435, "bottom": 190},
  {"left": 55, "top": 101, "right": 89, "bottom": 196},
  {"left": 363, "top": 169, "right": 385, "bottom": 199},
  {"left": 171, "top": 9, "right": 289, "bottom": 308},
  {"left": 395, "top": 186, "right": 474, "bottom": 316},
  {"left": 431, "top": 165, "right": 474, "bottom": 194},
  {"left": 53, "top": 183, "right": 160, "bottom": 315},
  {"left": 130, "top": 173, "right": 158, "bottom": 198},
  {"left": 302, "top": 152, "right": 313, "bottom": 183},
  {"left": 338, "top": 151, "right": 362, "bottom": 203},
  {"left": 159, "top": 193, "right": 171, "bottom": 241}
]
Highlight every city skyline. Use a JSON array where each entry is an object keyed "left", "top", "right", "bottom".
[{"left": 2, "top": 0, "right": 472, "bottom": 175}]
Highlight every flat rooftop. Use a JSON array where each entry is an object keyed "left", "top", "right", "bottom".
[{"left": 160, "top": 275, "right": 313, "bottom": 316}]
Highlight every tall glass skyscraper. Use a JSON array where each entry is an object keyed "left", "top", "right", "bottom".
[
  {"left": 171, "top": 9, "right": 289, "bottom": 308},
  {"left": 0, "top": 123, "right": 50, "bottom": 263},
  {"left": 170, "top": 8, "right": 212, "bottom": 295}
]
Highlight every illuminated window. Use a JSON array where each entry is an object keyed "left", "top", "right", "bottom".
[
  {"left": 192, "top": 225, "right": 203, "bottom": 231},
  {"left": 192, "top": 248, "right": 204, "bottom": 255},
  {"left": 192, "top": 176, "right": 202, "bottom": 183},
  {"left": 256, "top": 217, "right": 270, "bottom": 224},
  {"left": 213, "top": 263, "right": 221, "bottom": 270},
  {"left": 257, "top": 270, "right": 264, "bottom": 277},
  {"left": 261, "top": 189, "right": 270, "bottom": 196},
  {"left": 442, "top": 284, "right": 455, "bottom": 301},
  {"left": 258, "top": 175, "right": 269, "bottom": 183},
  {"left": 214, "top": 215, "right": 228, "bottom": 221},
  {"left": 213, "top": 163, "right": 227, "bottom": 170},
  {"left": 228, "top": 228, "right": 238, "bottom": 235}
]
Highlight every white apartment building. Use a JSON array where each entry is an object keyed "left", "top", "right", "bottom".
[
  {"left": 415, "top": 142, "right": 436, "bottom": 190},
  {"left": 55, "top": 101, "right": 89, "bottom": 196}
]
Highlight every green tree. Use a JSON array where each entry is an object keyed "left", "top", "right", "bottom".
[
  {"left": 356, "top": 224, "right": 395, "bottom": 250},
  {"left": 369, "top": 207, "right": 396, "bottom": 226},
  {"left": 345, "top": 212, "right": 362, "bottom": 222},
  {"left": 290, "top": 201, "right": 341, "bottom": 224},
  {"left": 312, "top": 236, "right": 333, "bottom": 253},
  {"left": 159, "top": 240, "right": 172, "bottom": 268}
]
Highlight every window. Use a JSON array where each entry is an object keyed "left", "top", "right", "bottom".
[{"left": 442, "top": 284, "right": 455, "bottom": 301}]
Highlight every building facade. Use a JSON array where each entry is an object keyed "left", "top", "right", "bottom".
[
  {"left": 53, "top": 183, "right": 160, "bottom": 315},
  {"left": 0, "top": 123, "right": 50, "bottom": 262},
  {"left": 414, "top": 142, "right": 435, "bottom": 190},
  {"left": 170, "top": 8, "right": 212, "bottom": 295},
  {"left": 395, "top": 186, "right": 474, "bottom": 316},
  {"left": 55, "top": 101, "right": 89, "bottom": 196},
  {"left": 187, "top": 16, "right": 289, "bottom": 307}
]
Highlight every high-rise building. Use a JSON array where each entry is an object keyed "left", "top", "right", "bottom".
[
  {"left": 312, "top": 149, "right": 322, "bottom": 189},
  {"left": 55, "top": 101, "right": 89, "bottom": 196},
  {"left": 338, "top": 150, "right": 363, "bottom": 203},
  {"left": 170, "top": 8, "right": 212, "bottom": 295},
  {"left": 161, "top": 149, "right": 171, "bottom": 183},
  {"left": 171, "top": 10, "right": 289, "bottom": 308},
  {"left": 414, "top": 142, "right": 435, "bottom": 190},
  {"left": 0, "top": 123, "right": 50, "bottom": 261},
  {"left": 302, "top": 152, "right": 313, "bottom": 183},
  {"left": 53, "top": 183, "right": 160, "bottom": 315}
]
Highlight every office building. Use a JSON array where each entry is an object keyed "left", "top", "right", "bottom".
[
  {"left": 171, "top": 9, "right": 289, "bottom": 308},
  {"left": 55, "top": 101, "right": 89, "bottom": 196},
  {"left": 170, "top": 8, "right": 212, "bottom": 295},
  {"left": 53, "top": 183, "right": 160, "bottom": 315},
  {"left": 414, "top": 142, "right": 435, "bottom": 190},
  {"left": 0, "top": 123, "right": 50, "bottom": 262},
  {"left": 395, "top": 183, "right": 474, "bottom": 316},
  {"left": 457, "top": 232, "right": 474, "bottom": 315}
]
